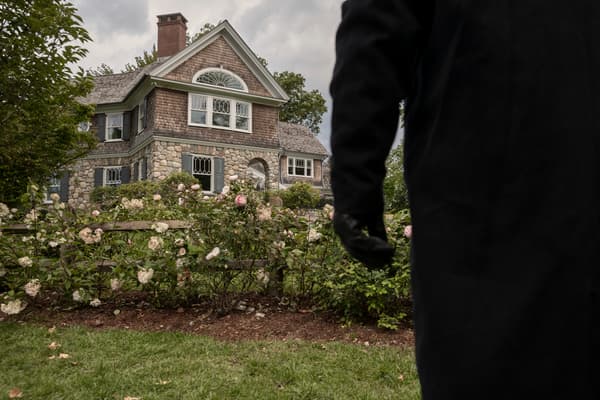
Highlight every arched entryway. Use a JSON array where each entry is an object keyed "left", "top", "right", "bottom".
[{"left": 246, "top": 158, "right": 269, "bottom": 190}]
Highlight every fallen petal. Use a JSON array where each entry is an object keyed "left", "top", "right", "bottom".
[{"left": 8, "top": 388, "right": 23, "bottom": 398}]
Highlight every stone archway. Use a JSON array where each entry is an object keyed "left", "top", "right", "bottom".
[{"left": 246, "top": 158, "right": 269, "bottom": 190}]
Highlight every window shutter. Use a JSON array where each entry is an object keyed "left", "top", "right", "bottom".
[
  {"left": 141, "top": 157, "right": 148, "bottom": 180},
  {"left": 214, "top": 157, "right": 225, "bottom": 193},
  {"left": 59, "top": 171, "right": 69, "bottom": 202},
  {"left": 182, "top": 154, "right": 193, "bottom": 174},
  {"left": 132, "top": 108, "right": 138, "bottom": 135},
  {"left": 94, "top": 168, "right": 104, "bottom": 187},
  {"left": 122, "top": 112, "right": 131, "bottom": 140},
  {"left": 95, "top": 114, "right": 106, "bottom": 142},
  {"left": 133, "top": 162, "right": 139, "bottom": 182},
  {"left": 121, "top": 166, "right": 131, "bottom": 184},
  {"left": 143, "top": 97, "right": 148, "bottom": 129}
]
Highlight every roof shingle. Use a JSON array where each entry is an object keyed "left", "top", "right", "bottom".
[{"left": 277, "top": 121, "right": 329, "bottom": 157}]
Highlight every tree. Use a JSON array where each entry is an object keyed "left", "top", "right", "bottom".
[
  {"left": 87, "top": 63, "right": 115, "bottom": 76},
  {"left": 123, "top": 45, "right": 157, "bottom": 73},
  {"left": 383, "top": 146, "right": 409, "bottom": 212},
  {"left": 0, "top": 0, "right": 96, "bottom": 205},
  {"left": 273, "top": 71, "right": 327, "bottom": 134}
]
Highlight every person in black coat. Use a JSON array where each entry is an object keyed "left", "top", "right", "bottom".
[{"left": 330, "top": 0, "right": 600, "bottom": 398}]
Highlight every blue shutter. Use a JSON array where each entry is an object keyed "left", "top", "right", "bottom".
[
  {"left": 142, "top": 97, "right": 148, "bottom": 129},
  {"left": 121, "top": 166, "right": 131, "bottom": 184},
  {"left": 122, "top": 112, "right": 131, "bottom": 140},
  {"left": 141, "top": 157, "right": 148, "bottom": 180},
  {"left": 214, "top": 157, "right": 224, "bottom": 193},
  {"left": 182, "top": 154, "right": 193, "bottom": 174},
  {"left": 94, "top": 168, "right": 104, "bottom": 187},
  {"left": 133, "top": 162, "right": 139, "bottom": 182},
  {"left": 131, "top": 108, "right": 138, "bottom": 136},
  {"left": 59, "top": 171, "right": 69, "bottom": 202},
  {"left": 95, "top": 114, "right": 106, "bottom": 142}
]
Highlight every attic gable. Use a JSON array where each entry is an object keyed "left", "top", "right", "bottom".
[{"left": 151, "top": 20, "right": 288, "bottom": 101}]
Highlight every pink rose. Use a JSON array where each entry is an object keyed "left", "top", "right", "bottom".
[
  {"left": 404, "top": 225, "right": 412, "bottom": 239},
  {"left": 235, "top": 194, "right": 247, "bottom": 207}
]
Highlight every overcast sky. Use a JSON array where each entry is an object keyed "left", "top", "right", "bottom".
[{"left": 72, "top": 0, "right": 347, "bottom": 149}]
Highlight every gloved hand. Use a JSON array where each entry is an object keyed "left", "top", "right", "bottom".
[{"left": 333, "top": 212, "right": 395, "bottom": 268}]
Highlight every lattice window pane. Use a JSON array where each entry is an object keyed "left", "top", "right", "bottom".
[
  {"left": 192, "top": 95, "right": 207, "bottom": 110},
  {"left": 105, "top": 167, "right": 122, "bottom": 186},
  {"left": 213, "top": 98, "right": 231, "bottom": 127}
]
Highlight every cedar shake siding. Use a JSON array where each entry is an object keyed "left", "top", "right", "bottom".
[
  {"left": 152, "top": 88, "right": 280, "bottom": 148},
  {"left": 165, "top": 36, "right": 271, "bottom": 97}
]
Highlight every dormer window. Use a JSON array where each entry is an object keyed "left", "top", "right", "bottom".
[{"left": 192, "top": 68, "right": 248, "bottom": 92}]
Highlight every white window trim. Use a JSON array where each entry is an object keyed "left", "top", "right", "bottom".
[
  {"left": 192, "top": 67, "right": 249, "bottom": 92},
  {"left": 43, "top": 176, "right": 61, "bottom": 204},
  {"left": 105, "top": 113, "right": 124, "bottom": 142},
  {"left": 188, "top": 93, "right": 252, "bottom": 133},
  {"left": 288, "top": 157, "right": 313, "bottom": 178},
  {"left": 103, "top": 166, "right": 122, "bottom": 187},
  {"left": 191, "top": 154, "right": 214, "bottom": 193},
  {"left": 137, "top": 158, "right": 145, "bottom": 181}
]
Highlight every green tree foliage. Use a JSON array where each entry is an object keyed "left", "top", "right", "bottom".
[
  {"left": 383, "top": 146, "right": 409, "bottom": 212},
  {"left": 278, "top": 182, "right": 321, "bottom": 209},
  {"left": 87, "top": 62, "right": 115, "bottom": 76},
  {"left": 0, "top": 0, "right": 96, "bottom": 205},
  {"left": 186, "top": 22, "right": 216, "bottom": 45},
  {"left": 123, "top": 45, "right": 157, "bottom": 73},
  {"left": 273, "top": 71, "right": 327, "bottom": 134}
]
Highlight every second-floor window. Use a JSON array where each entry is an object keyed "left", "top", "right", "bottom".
[
  {"left": 106, "top": 113, "right": 123, "bottom": 141},
  {"left": 188, "top": 93, "right": 251, "bottom": 132},
  {"left": 138, "top": 99, "right": 146, "bottom": 134}
]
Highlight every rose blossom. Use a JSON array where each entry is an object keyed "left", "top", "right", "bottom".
[
  {"left": 228, "top": 174, "right": 239, "bottom": 182},
  {"left": 137, "top": 268, "right": 154, "bottom": 284},
  {"left": 24, "top": 279, "right": 41, "bottom": 297},
  {"left": 257, "top": 206, "right": 272, "bottom": 222},
  {"left": 191, "top": 183, "right": 201, "bottom": 191},
  {"left": 90, "top": 298, "right": 101, "bottom": 307},
  {"left": 177, "top": 183, "right": 186, "bottom": 192},
  {"left": 177, "top": 247, "right": 187, "bottom": 257},
  {"left": 152, "top": 222, "right": 169, "bottom": 234},
  {"left": 153, "top": 194, "right": 162, "bottom": 201},
  {"left": 17, "top": 256, "right": 33, "bottom": 267},
  {"left": 110, "top": 278, "right": 122, "bottom": 291},
  {"left": 91, "top": 210, "right": 101, "bottom": 217},
  {"left": 221, "top": 185, "right": 230, "bottom": 195},
  {"left": 404, "top": 225, "right": 413, "bottom": 239},
  {"left": 148, "top": 236, "right": 164, "bottom": 251},
  {"left": 235, "top": 194, "right": 247, "bottom": 207},
  {"left": 50, "top": 193, "right": 60, "bottom": 202},
  {"left": 308, "top": 228, "right": 322, "bottom": 243},
  {"left": 1, "top": 299, "right": 26, "bottom": 315},
  {"left": 72, "top": 290, "right": 82, "bottom": 302},
  {"left": 256, "top": 268, "right": 270, "bottom": 285},
  {"left": 174, "top": 238, "right": 185, "bottom": 247},
  {"left": 205, "top": 247, "right": 220, "bottom": 261}
]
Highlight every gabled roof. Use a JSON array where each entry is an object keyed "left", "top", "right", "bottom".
[
  {"left": 278, "top": 122, "right": 329, "bottom": 157},
  {"left": 151, "top": 20, "right": 289, "bottom": 101},
  {"left": 81, "top": 61, "right": 166, "bottom": 105}
]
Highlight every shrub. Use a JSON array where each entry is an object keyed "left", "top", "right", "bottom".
[{"left": 279, "top": 182, "right": 320, "bottom": 209}]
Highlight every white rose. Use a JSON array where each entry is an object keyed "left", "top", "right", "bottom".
[
  {"left": 308, "top": 228, "right": 322, "bottom": 243},
  {"left": 177, "top": 247, "right": 187, "bottom": 257},
  {"left": 221, "top": 185, "right": 230, "bottom": 195},
  {"left": 24, "top": 279, "right": 41, "bottom": 297},
  {"left": 153, "top": 194, "right": 162, "bottom": 201},
  {"left": 50, "top": 193, "right": 60, "bottom": 202},
  {"left": 110, "top": 278, "right": 122, "bottom": 291},
  {"left": 91, "top": 210, "right": 101, "bottom": 217},
  {"left": 48, "top": 240, "right": 59, "bottom": 248},
  {"left": 177, "top": 183, "right": 185, "bottom": 192},
  {"left": 1, "top": 299, "right": 27, "bottom": 315},
  {"left": 17, "top": 256, "right": 33, "bottom": 267},
  {"left": 90, "top": 298, "right": 101, "bottom": 307},
  {"left": 72, "top": 290, "right": 82, "bottom": 302},
  {"left": 137, "top": 268, "right": 154, "bottom": 284},
  {"left": 148, "top": 236, "right": 164, "bottom": 251},
  {"left": 191, "top": 183, "right": 201, "bottom": 191},
  {"left": 205, "top": 247, "right": 220, "bottom": 261},
  {"left": 152, "top": 222, "right": 169, "bottom": 234}
]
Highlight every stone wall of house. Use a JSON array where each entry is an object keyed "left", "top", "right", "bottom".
[
  {"left": 166, "top": 36, "right": 271, "bottom": 97},
  {"left": 152, "top": 88, "right": 280, "bottom": 149},
  {"left": 150, "top": 140, "right": 280, "bottom": 189},
  {"left": 68, "top": 156, "right": 130, "bottom": 208}
]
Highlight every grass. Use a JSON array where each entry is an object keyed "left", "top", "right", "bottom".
[{"left": 0, "top": 323, "right": 420, "bottom": 400}]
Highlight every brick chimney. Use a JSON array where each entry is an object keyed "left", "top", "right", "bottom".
[{"left": 156, "top": 13, "right": 188, "bottom": 58}]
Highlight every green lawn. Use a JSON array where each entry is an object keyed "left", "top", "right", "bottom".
[{"left": 0, "top": 323, "right": 420, "bottom": 400}]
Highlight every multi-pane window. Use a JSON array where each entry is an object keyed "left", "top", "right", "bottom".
[
  {"left": 288, "top": 157, "right": 313, "bottom": 177},
  {"left": 104, "top": 167, "right": 122, "bottom": 187},
  {"left": 192, "top": 156, "right": 212, "bottom": 191},
  {"left": 188, "top": 94, "right": 251, "bottom": 132},
  {"left": 106, "top": 114, "right": 123, "bottom": 140},
  {"left": 44, "top": 176, "right": 61, "bottom": 203},
  {"left": 195, "top": 69, "right": 246, "bottom": 91}
]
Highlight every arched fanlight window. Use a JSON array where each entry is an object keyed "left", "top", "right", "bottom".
[{"left": 193, "top": 68, "right": 247, "bottom": 92}]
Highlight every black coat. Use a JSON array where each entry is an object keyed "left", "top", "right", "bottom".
[{"left": 330, "top": 1, "right": 600, "bottom": 398}]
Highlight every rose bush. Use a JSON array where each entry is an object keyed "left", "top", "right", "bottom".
[{"left": 0, "top": 178, "right": 413, "bottom": 329}]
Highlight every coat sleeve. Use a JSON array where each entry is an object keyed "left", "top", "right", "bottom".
[{"left": 330, "top": 0, "right": 428, "bottom": 218}]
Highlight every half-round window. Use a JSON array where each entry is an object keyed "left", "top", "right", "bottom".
[{"left": 193, "top": 68, "right": 247, "bottom": 92}]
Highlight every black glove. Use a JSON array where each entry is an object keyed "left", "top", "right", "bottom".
[{"left": 333, "top": 212, "right": 395, "bottom": 268}]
